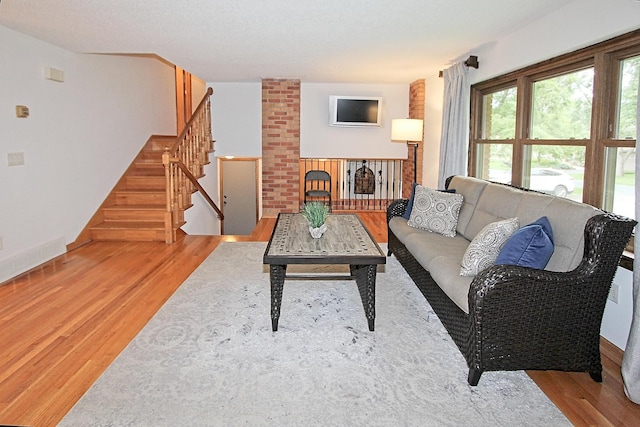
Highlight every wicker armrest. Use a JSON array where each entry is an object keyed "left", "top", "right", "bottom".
[
  {"left": 387, "top": 199, "right": 409, "bottom": 223},
  {"left": 465, "top": 212, "right": 636, "bottom": 373}
]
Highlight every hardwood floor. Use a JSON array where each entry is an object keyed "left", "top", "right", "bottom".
[{"left": 0, "top": 212, "right": 638, "bottom": 426}]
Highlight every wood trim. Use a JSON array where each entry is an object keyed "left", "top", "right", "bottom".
[{"left": 601, "top": 336, "right": 624, "bottom": 367}]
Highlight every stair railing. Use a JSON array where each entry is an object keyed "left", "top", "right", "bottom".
[{"left": 162, "top": 87, "right": 223, "bottom": 243}]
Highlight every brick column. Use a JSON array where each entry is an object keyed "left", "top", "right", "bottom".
[
  {"left": 402, "top": 79, "right": 426, "bottom": 197},
  {"left": 262, "top": 79, "right": 301, "bottom": 216}
]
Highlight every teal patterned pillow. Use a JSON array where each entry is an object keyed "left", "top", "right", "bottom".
[
  {"left": 407, "top": 185, "right": 463, "bottom": 237},
  {"left": 460, "top": 217, "right": 520, "bottom": 276}
]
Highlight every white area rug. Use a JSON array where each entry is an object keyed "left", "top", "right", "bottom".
[{"left": 60, "top": 242, "right": 569, "bottom": 426}]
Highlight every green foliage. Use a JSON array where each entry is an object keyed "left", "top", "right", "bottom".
[{"left": 301, "top": 202, "right": 329, "bottom": 228}]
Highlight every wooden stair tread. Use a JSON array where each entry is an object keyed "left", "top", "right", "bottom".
[
  {"left": 92, "top": 221, "right": 165, "bottom": 230},
  {"left": 103, "top": 204, "right": 165, "bottom": 211}
]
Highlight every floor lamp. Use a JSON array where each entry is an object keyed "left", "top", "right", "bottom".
[{"left": 391, "top": 119, "right": 424, "bottom": 184}]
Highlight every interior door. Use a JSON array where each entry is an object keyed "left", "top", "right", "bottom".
[{"left": 221, "top": 159, "right": 258, "bottom": 235}]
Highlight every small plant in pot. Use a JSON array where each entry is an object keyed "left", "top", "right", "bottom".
[{"left": 302, "top": 202, "right": 329, "bottom": 238}]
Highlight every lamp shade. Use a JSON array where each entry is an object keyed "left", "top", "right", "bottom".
[{"left": 391, "top": 119, "right": 423, "bottom": 142}]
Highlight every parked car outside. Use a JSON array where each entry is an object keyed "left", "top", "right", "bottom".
[{"left": 489, "top": 168, "right": 575, "bottom": 197}]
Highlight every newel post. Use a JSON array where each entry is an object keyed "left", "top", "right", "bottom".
[{"left": 162, "top": 148, "right": 175, "bottom": 243}]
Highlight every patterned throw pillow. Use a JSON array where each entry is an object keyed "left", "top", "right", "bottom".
[
  {"left": 402, "top": 183, "right": 457, "bottom": 220},
  {"left": 407, "top": 185, "right": 464, "bottom": 237},
  {"left": 460, "top": 217, "right": 520, "bottom": 276}
]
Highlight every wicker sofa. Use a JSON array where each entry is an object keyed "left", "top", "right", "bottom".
[{"left": 387, "top": 175, "right": 636, "bottom": 385}]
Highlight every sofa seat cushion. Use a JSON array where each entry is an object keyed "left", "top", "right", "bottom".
[
  {"left": 429, "top": 257, "right": 474, "bottom": 314},
  {"left": 390, "top": 216, "right": 473, "bottom": 313}
]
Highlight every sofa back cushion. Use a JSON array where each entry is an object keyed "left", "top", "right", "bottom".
[
  {"left": 446, "top": 176, "right": 489, "bottom": 238},
  {"left": 447, "top": 175, "right": 602, "bottom": 272}
]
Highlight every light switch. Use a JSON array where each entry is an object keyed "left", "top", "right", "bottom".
[{"left": 8, "top": 152, "right": 25, "bottom": 166}]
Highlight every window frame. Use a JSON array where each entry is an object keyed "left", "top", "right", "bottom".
[{"left": 470, "top": 28, "right": 640, "bottom": 211}]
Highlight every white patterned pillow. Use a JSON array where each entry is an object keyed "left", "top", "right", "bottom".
[
  {"left": 407, "top": 185, "right": 463, "bottom": 237},
  {"left": 460, "top": 217, "right": 520, "bottom": 276}
]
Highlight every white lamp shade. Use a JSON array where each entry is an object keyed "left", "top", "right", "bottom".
[{"left": 391, "top": 119, "right": 423, "bottom": 141}]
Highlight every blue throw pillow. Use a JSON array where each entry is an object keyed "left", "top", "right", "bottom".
[
  {"left": 402, "top": 183, "right": 456, "bottom": 220},
  {"left": 402, "top": 183, "right": 419, "bottom": 220},
  {"left": 495, "top": 216, "right": 554, "bottom": 269}
]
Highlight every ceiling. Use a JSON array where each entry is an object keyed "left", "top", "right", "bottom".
[{"left": 0, "top": 0, "right": 575, "bottom": 83}]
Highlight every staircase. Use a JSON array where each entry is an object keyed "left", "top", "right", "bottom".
[
  {"left": 70, "top": 88, "right": 219, "bottom": 246},
  {"left": 89, "top": 135, "right": 194, "bottom": 242}
]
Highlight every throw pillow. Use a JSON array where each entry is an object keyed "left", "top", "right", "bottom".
[
  {"left": 495, "top": 216, "right": 555, "bottom": 269},
  {"left": 402, "top": 183, "right": 456, "bottom": 220},
  {"left": 407, "top": 185, "right": 463, "bottom": 237},
  {"left": 460, "top": 217, "right": 520, "bottom": 276},
  {"left": 402, "top": 182, "right": 419, "bottom": 220}
]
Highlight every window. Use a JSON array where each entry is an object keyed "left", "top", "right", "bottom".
[
  {"left": 482, "top": 87, "right": 516, "bottom": 140},
  {"left": 603, "top": 55, "right": 639, "bottom": 219},
  {"left": 470, "top": 30, "right": 639, "bottom": 225},
  {"left": 531, "top": 69, "right": 593, "bottom": 140}
]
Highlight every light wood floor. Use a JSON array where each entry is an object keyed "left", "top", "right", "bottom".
[{"left": 0, "top": 212, "right": 638, "bottom": 426}]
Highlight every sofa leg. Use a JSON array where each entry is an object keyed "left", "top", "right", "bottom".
[
  {"left": 589, "top": 370, "right": 603, "bottom": 382},
  {"left": 468, "top": 368, "right": 482, "bottom": 386}
]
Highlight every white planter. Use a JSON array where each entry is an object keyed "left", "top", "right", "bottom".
[{"left": 309, "top": 223, "right": 327, "bottom": 238}]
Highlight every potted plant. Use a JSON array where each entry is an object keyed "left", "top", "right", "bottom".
[{"left": 301, "top": 202, "right": 329, "bottom": 238}]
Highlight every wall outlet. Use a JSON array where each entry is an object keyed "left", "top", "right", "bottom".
[
  {"left": 608, "top": 283, "right": 619, "bottom": 304},
  {"left": 0, "top": 237, "right": 3, "bottom": 250}
]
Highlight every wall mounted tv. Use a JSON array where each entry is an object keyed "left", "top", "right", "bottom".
[{"left": 329, "top": 95, "right": 383, "bottom": 127}]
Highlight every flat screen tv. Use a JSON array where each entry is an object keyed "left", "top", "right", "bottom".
[{"left": 329, "top": 95, "right": 383, "bottom": 127}]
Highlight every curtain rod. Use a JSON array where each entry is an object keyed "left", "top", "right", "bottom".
[{"left": 438, "top": 55, "right": 479, "bottom": 78}]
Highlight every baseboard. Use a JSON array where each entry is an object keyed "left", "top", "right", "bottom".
[
  {"left": 0, "top": 237, "right": 66, "bottom": 284},
  {"left": 601, "top": 336, "right": 624, "bottom": 367}
]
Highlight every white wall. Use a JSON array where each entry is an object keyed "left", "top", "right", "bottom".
[
  {"left": 301, "top": 83, "right": 409, "bottom": 159},
  {"left": 467, "top": 0, "right": 640, "bottom": 84},
  {"left": 0, "top": 25, "right": 176, "bottom": 282},
  {"left": 422, "top": 0, "right": 640, "bottom": 349}
]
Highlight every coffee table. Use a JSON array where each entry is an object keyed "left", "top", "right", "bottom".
[{"left": 263, "top": 213, "right": 386, "bottom": 332}]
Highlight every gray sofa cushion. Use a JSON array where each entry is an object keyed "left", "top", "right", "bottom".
[
  {"left": 447, "top": 176, "right": 488, "bottom": 239},
  {"left": 390, "top": 216, "right": 473, "bottom": 312}
]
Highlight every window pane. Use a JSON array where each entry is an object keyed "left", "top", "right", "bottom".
[
  {"left": 524, "top": 145, "right": 585, "bottom": 200},
  {"left": 616, "top": 55, "right": 640, "bottom": 140},
  {"left": 475, "top": 143, "right": 513, "bottom": 183},
  {"left": 482, "top": 87, "right": 516, "bottom": 139},
  {"left": 531, "top": 69, "right": 594, "bottom": 139},
  {"left": 604, "top": 147, "right": 636, "bottom": 219}
]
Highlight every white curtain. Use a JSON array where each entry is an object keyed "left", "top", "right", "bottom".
[
  {"left": 438, "top": 62, "right": 470, "bottom": 188},
  {"left": 622, "top": 71, "right": 640, "bottom": 404}
]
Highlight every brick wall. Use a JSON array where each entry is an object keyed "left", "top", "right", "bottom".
[
  {"left": 262, "top": 79, "right": 301, "bottom": 216},
  {"left": 402, "top": 79, "right": 426, "bottom": 197}
]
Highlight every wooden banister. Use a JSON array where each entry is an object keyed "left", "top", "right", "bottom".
[
  {"left": 173, "top": 156, "right": 224, "bottom": 220},
  {"left": 169, "top": 87, "right": 213, "bottom": 155},
  {"left": 162, "top": 87, "right": 222, "bottom": 243}
]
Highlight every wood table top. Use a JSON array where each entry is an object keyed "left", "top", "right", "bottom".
[{"left": 263, "top": 213, "right": 386, "bottom": 265}]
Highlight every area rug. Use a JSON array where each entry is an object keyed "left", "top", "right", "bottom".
[{"left": 60, "top": 242, "right": 570, "bottom": 426}]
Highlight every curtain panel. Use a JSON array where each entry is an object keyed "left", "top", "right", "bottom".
[
  {"left": 622, "top": 71, "right": 640, "bottom": 404},
  {"left": 437, "top": 62, "right": 469, "bottom": 188}
]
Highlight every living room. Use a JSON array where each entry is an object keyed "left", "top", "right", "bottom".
[{"left": 1, "top": 0, "right": 640, "bottom": 425}]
